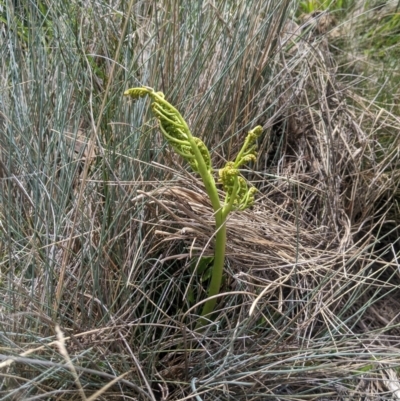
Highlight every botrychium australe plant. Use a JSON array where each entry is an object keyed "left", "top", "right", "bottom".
[{"left": 124, "top": 86, "right": 262, "bottom": 327}]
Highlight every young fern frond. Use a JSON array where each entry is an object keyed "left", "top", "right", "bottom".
[{"left": 124, "top": 87, "right": 261, "bottom": 328}]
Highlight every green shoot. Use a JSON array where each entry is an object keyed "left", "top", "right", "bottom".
[{"left": 124, "top": 86, "right": 261, "bottom": 328}]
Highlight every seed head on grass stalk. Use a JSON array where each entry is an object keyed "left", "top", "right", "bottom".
[{"left": 124, "top": 86, "right": 262, "bottom": 328}]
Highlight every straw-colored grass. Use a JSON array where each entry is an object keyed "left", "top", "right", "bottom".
[{"left": 1, "top": 0, "right": 400, "bottom": 399}]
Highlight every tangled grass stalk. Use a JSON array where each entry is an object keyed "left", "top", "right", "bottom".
[{"left": 124, "top": 87, "right": 261, "bottom": 327}]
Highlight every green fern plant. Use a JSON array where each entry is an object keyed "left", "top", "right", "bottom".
[{"left": 124, "top": 87, "right": 261, "bottom": 327}]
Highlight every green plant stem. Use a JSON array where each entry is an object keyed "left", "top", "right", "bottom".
[
  {"left": 187, "top": 136, "right": 228, "bottom": 327},
  {"left": 154, "top": 92, "right": 239, "bottom": 328},
  {"left": 197, "top": 218, "right": 227, "bottom": 328},
  {"left": 223, "top": 177, "right": 239, "bottom": 220},
  {"left": 155, "top": 95, "right": 232, "bottom": 327}
]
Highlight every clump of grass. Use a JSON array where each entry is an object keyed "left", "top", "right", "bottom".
[{"left": 1, "top": 0, "right": 400, "bottom": 400}]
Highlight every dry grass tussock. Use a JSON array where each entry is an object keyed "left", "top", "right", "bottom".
[
  {"left": 128, "top": 14, "right": 400, "bottom": 401},
  {"left": 1, "top": 1, "right": 400, "bottom": 400}
]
